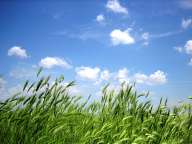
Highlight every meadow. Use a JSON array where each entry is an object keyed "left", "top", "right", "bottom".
[{"left": 0, "top": 69, "right": 191, "bottom": 144}]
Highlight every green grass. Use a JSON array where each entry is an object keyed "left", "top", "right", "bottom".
[{"left": 0, "top": 70, "right": 191, "bottom": 144}]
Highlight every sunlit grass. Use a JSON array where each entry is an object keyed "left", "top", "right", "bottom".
[{"left": 0, "top": 69, "right": 191, "bottom": 144}]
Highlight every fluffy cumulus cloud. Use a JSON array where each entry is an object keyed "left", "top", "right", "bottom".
[
  {"left": 76, "top": 67, "right": 112, "bottom": 85},
  {"left": 185, "top": 40, "right": 192, "bottom": 54},
  {"left": 134, "top": 73, "right": 148, "bottom": 84},
  {"left": 181, "top": 18, "right": 192, "bottom": 29},
  {"left": 95, "top": 70, "right": 112, "bottom": 84},
  {"left": 95, "top": 70, "right": 167, "bottom": 95},
  {"left": 96, "top": 14, "right": 105, "bottom": 23},
  {"left": 100, "top": 70, "right": 111, "bottom": 81},
  {"left": 75, "top": 66, "right": 167, "bottom": 86},
  {"left": 148, "top": 70, "right": 167, "bottom": 85},
  {"left": 39, "top": 57, "right": 72, "bottom": 69},
  {"left": 73, "top": 62, "right": 169, "bottom": 88},
  {"left": 106, "top": 0, "right": 128, "bottom": 14},
  {"left": 110, "top": 29, "right": 135, "bottom": 46},
  {"left": 134, "top": 70, "right": 167, "bottom": 85},
  {"left": 8, "top": 46, "right": 28, "bottom": 58},
  {"left": 176, "top": 40, "right": 192, "bottom": 65},
  {"left": 76, "top": 66, "right": 101, "bottom": 81},
  {"left": 116, "top": 68, "right": 129, "bottom": 83}
]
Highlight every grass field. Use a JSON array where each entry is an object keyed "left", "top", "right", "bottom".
[{"left": 0, "top": 70, "right": 192, "bottom": 144}]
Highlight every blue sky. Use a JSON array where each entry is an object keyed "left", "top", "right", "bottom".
[{"left": 0, "top": 0, "right": 192, "bottom": 106}]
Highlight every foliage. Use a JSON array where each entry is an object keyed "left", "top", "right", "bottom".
[{"left": 0, "top": 71, "right": 191, "bottom": 144}]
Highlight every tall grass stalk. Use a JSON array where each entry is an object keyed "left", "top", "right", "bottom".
[{"left": 0, "top": 71, "right": 191, "bottom": 144}]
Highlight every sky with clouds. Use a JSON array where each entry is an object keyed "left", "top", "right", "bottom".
[{"left": 0, "top": 0, "right": 192, "bottom": 105}]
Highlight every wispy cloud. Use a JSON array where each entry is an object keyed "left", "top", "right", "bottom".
[
  {"left": 53, "top": 28, "right": 106, "bottom": 42},
  {"left": 150, "top": 30, "right": 182, "bottom": 39},
  {"left": 52, "top": 13, "right": 63, "bottom": 20},
  {"left": 141, "top": 32, "right": 149, "bottom": 46},
  {"left": 138, "top": 30, "right": 182, "bottom": 46},
  {"left": 77, "top": 31, "right": 102, "bottom": 41},
  {"left": 142, "top": 32, "right": 149, "bottom": 40}
]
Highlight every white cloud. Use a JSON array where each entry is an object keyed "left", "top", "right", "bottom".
[
  {"left": 116, "top": 68, "right": 129, "bottom": 83},
  {"left": 148, "top": 70, "right": 167, "bottom": 85},
  {"left": 174, "top": 46, "right": 183, "bottom": 53},
  {"left": 110, "top": 29, "right": 135, "bottom": 46},
  {"left": 39, "top": 57, "right": 72, "bottom": 69},
  {"left": 188, "top": 58, "right": 192, "bottom": 65},
  {"left": 76, "top": 66, "right": 100, "bottom": 81},
  {"left": 181, "top": 18, "right": 192, "bottom": 29},
  {"left": 96, "top": 14, "right": 105, "bottom": 23},
  {"left": 176, "top": 40, "right": 192, "bottom": 65},
  {"left": 134, "top": 70, "right": 167, "bottom": 85},
  {"left": 142, "top": 32, "right": 149, "bottom": 46},
  {"left": 185, "top": 40, "right": 192, "bottom": 54},
  {"left": 106, "top": 0, "right": 128, "bottom": 14},
  {"left": 150, "top": 31, "right": 182, "bottom": 39},
  {"left": 75, "top": 67, "right": 112, "bottom": 84},
  {"left": 8, "top": 46, "right": 28, "bottom": 58},
  {"left": 142, "top": 32, "right": 149, "bottom": 40},
  {"left": 75, "top": 66, "right": 167, "bottom": 86},
  {"left": 95, "top": 70, "right": 112, "bottom": 85},
  {"left": 134, "top": 73, "right": 148, "bottom": 84},
  {"left": 100, "top": 70, "right": 111, "bottom": 81}
]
